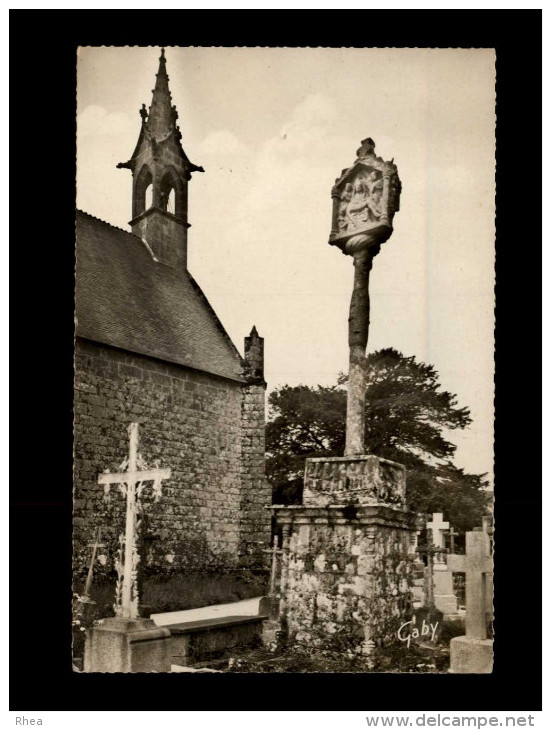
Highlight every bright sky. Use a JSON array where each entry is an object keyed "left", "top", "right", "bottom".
[{"left": 77, "top": 47, "right": 495, "bottom": 480}]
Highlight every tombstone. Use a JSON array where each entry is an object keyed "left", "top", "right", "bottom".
[
  {"left": 448, "top": 530, "right": 493, "bottom": 673},
  {"left": 272, "top": 140, "right": 417, "bottom": 664},
  {"left": 83, "top": 423, "right": 172, "bottom": 673},
  {"left": 427, "top": 513, "right": 458, "bottom": 616}
]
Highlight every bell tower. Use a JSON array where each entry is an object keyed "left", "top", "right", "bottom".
[{"left": 117, "top": 48, "right": 204, "bottom": 269}]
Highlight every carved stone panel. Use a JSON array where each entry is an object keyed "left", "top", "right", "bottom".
[{"left": 303, "top": 455, "right": 406, "bottom": 508}]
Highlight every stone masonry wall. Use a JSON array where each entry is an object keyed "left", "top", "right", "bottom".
[
  {"left": 239, "top": 384, "right": 271, "bottom": 568},
  {"left": 277, "top": 507, "right": 416, "bottom": 659},
  {"left": 73, "top": 338, "right": 268, "bottom": 580}
]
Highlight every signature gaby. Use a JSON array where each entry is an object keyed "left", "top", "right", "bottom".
[{"left": 397, "top": 618, "right": 439, "bottom": 648}]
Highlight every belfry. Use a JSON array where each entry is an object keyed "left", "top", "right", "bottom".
[{"left": 117, "top": 48, "right": 204, "bottom": 269}]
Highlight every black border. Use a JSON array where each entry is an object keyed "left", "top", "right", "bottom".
[{"left": 10, "top": 9, "right": 542, "bottom": 712}]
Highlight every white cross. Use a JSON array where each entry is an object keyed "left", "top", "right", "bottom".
[
  {"left": 98, "top": 423, "right": 171, "bottom": 619},
  {"left": 426, "top": 512, "right": 449, "bottom": 548},
  {"left": 448, "top": 531, "right": 492, "bottom": 640}
]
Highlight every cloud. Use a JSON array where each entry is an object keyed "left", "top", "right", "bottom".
[
  {"left": 78, "top": 104, "right": 133, "bottom": 138},
  {"left": 198, "top": 129, "right": 250, "bottom": 157}
]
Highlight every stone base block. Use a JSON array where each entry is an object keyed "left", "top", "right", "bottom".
[
  {"left": 435, "top": 594, "right": 459, "bottom": 616},
  {"left": 84, "top": 617, "right": 171, "bottom": 673},
  {"left": 449, "top": 635, "right": 493, "bottom": 674}
]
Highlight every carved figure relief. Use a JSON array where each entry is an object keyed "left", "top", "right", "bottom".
[
  {"left": 344, "top": 171, "right": 383, "bottom": 231},
  {"left": 329, "top": 139, "right": 401, "bottom": 251}
]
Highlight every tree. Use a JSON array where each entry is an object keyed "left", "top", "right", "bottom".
[{"left": 266, "top": 348, "right": 490, "bottom": 530}]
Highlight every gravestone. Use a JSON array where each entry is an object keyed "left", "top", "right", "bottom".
[
  {"left": 427, "top": 513, "right": 458, "bottom": 616},
  {"left": 448, "top": 530, "right": 493, "bottom": 673},
  {"left": 83, "top": 423, "right": 172, "bottom": 673},
  {"left": 272, "top": 139, "right": 417, "bottom": 664}
]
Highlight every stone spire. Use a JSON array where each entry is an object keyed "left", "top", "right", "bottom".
[{"left": 146, "top": 48, "right": 175, "bottom": 140}]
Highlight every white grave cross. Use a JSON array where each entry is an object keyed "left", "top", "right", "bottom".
[
  {"left": 427, "top": 512, "right": 449, "bottom": 568},
  {"left": 98, "top": 423, "right": 171, "bottom": 619}
]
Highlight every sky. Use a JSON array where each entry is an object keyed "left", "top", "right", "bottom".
[{"left": 77, "top": 46, "right": 495, "bottom": 480}]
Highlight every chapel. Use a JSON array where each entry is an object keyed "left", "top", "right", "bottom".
[{"left": 73, "top": 49, "right": 271, "bottom": 580}]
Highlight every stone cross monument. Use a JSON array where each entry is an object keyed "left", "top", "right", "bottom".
[
  {"left": 271, "top": 138, "right": 415, "bottom": 665},
  {"left": 329, "top": 138, "right": 401, "bottom": 455}
]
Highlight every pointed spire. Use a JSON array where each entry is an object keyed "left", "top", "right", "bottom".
[
  {"left": 249, "top": 325, "right": 259, "bottom": 338},
  {"left": 147, "top": 47, "right": 175, "bottom": 139}
]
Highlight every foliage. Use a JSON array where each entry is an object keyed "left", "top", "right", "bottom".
[{"left": 267, "top": 348, "right": 490, "bottom": 530}]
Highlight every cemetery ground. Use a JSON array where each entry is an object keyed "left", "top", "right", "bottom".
[{"left": 200, "top": 619, "right": 463, "bottom": 673}]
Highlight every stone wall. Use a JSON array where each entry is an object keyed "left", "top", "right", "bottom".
[
  {"left": 73, "top": 337, "right": 270, "bottom": 580},
  {"left": 239, "top": 384, "right": 271, "bottom": 566}
]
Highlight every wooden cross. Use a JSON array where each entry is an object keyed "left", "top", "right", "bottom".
[
  {"left": 83, "top": 527, "right": 106, "bottom": 599},
  {"left": 98, "top": 423, "right": 171, "bottom": 619},
  {"left": 448, "top": 526, "right": 459, "bottom": 554},
  {"left": 448, "top": 531, "right": 492, "bottom": 640}
]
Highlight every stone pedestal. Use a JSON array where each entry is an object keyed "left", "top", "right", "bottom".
[
  {"left": 273, "top": 455, "right": 416, "bottom": 662},
  {"left": 272, "top": 503, "right": 417, "bottom": 660},
  {"left": 84, "top": 617, "right": 171, "bottom": 673},
  {"left": 449, "top": 635, "right": 493, "bottom": 674},
  {"left": 433, "top": 567, "right": 458, "bottom": 615}
]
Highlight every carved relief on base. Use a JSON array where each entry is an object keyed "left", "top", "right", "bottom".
[{"left": 303, "top": 455, "right": 406, "bottom": 509}]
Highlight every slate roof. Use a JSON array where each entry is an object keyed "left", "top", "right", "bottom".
[{"left": 75, "top": 210, "right": 245, "bottom": 382}]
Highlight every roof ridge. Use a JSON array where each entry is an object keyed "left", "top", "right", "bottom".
[{"left": 76, "top": 209, "right": 141, "bottom": 240}]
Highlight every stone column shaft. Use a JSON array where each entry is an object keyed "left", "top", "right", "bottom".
[{"left": 345, "top": 253, "right": 372, "bottom": 456}]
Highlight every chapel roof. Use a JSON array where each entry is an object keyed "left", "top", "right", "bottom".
[{"left": 75, "top": 210, "right": 245, "bottom": 382}]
